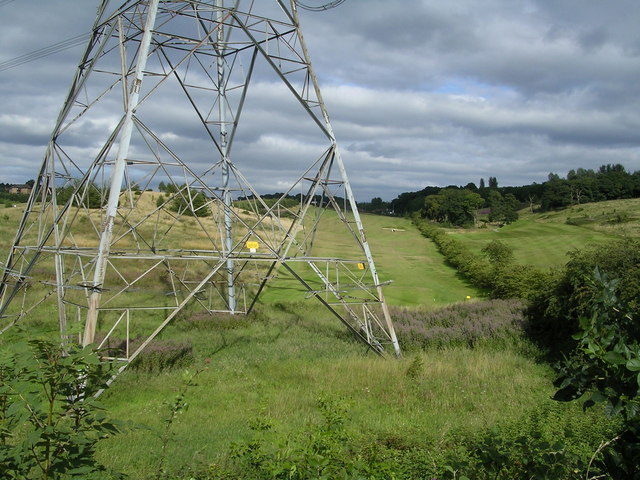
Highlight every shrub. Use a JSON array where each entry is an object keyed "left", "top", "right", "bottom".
[
  {"left": 209, "top": 396, "right": 394, "bottom": 479},
  {"left": 170, "top": 188, "right": 211, "bottom": 217},
  {"left": 96, "top": 336, "right": 194, "bottom": 373},
  {"left": 390, "top": 299, "right": 527, "bottom": 350},
  {"left": 554, "top": 269, "right": 640, "bottom": 478},
  {"left": 129, "top": 340, "right": 194, "bottom": 373},
  {"left": 0, "top": 340, "right": 123, "bottom": 479},
  {"left": 527, "top": 239, "right": 640, "bottom": 349}
]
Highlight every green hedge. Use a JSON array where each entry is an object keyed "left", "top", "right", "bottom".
[{"left": 412, "top": 215, "right": 551, "bottom": 301}]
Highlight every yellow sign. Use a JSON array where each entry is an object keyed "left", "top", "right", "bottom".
[
  {"left": 357, "top": 263, "right": 365, "bottom": 270},
  {"left": 246, "top": 241, "right": 259, "bottom": 250}
]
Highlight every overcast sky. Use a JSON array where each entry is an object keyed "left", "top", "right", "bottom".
[{"left": 1, "top": 1, "right": 640, "bottom": 201}]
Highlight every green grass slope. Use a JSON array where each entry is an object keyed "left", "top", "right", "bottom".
[
  {"left": 260, "top": 213, "right": 480, "bottom": 307},
  {"left": 94, "top": 304, "right": 571, "bottom": 477},
  {"left": 446, "top": 198, "right": 640, "bottom": 268}
]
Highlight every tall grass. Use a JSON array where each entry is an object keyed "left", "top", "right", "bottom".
[{"left": 92, "top": 301, "right": 611, "bottom": 478}]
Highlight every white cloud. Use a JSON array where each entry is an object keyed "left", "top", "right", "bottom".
[{"left": 0, "top": 1, "right": 639, "bottom": 201}]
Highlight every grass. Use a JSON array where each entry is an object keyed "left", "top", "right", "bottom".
[
  {"left": 93, "top": 302, "right": 568, "bottom": 477},
  {"left": 1, "top": 197, "right": 634, "bottom": 477},
  {"left": 446, "top": 200, "right": 637, "bottom": 268},
  {"left": 261, "top": 213, "right": 480, "bottom": 307}
]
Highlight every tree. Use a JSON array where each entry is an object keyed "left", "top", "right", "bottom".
[
  {"left": 56, "top": 180, "right": 103, "bottom": 209},
  {"left": 487, "top": 191, "right": 519, "bottom": 224},
  {"left": 370, "top": 197, "right": 384, "bottom": 212},
  {"left": 479, "top": 178, "right": 486, "bottom": 189},
  {"left": 487, "top": 190, "right": 504, "bottom": 223},
  {"left": 170, "top": 186, "right": 211, "bottom": 217},
  {"left": 0, "top": 340, "right": 122, "bottom": 478},
  {"left": 423, "top": 188, "right": 484, "bottom": 227},
  {"left": 488, "top": 176, "right": 498, "bottom": 189},
  {"left": 503, "top": 193, "right": 519, "bottom": 223},
  {"left": 540, "top": 178, "right": 571, "bottom": 211},
  {"left": 423, "top": 193, "right": 446, "bottom": 222}
]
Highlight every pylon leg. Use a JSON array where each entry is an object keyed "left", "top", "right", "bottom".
[{"left": 0, "top": 1, "right": 401, "bottom": 373}]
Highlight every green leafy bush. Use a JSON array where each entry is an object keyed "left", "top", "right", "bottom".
[
  {"left": 0, "top": 340, "right": 122, "bottom": 479},
  {"left": 554, "top": 268, "right": 640, "bottom": 478},
  {"left": 527, "top": 239, "right": 640, "bottom": 349}
]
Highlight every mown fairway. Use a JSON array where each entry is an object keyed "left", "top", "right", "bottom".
[
  {"left": 445, "top": 198, "right": 640, "bottom": 268},
  {"left": 261, "top": 212, "right": 479, "bottom": 307}
]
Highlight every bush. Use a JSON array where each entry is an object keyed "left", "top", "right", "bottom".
[
  {"left": 196, "top": 397, "right": 613, "bottom": 480},
  {"left": 390, "top": 299, "right": 526, "bottom": 350},
  {"left": 96, "top": 336, "right": 194, "bottom": 373},
  {"left": 129, "top": 340, "right": 194, "bottom": 373},
  {"left": 208, "top": 396, "right": 394, "bottom": 479},
  {"left": 0, "top": 340, "right": 123, "bottom": 479},
  {"left": 553, "top": 269, "right": 640, "bottom": 478},
  {"left": 170, "top": 188, "right": 211, "bottom": 217},
  {"left": 527, "top": 239, "right": 640, "bottom": 349}
]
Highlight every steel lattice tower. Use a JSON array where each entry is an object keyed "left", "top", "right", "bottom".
[{"left": 0, "top": 0, "right": 400, "bottom": 372}]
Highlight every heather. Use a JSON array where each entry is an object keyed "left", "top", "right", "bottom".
[{"left": 391, "top": 299, "right": 526, "bottom": 350}]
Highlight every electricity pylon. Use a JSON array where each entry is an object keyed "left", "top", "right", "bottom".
[{"left": 0, "top": 0, "right": 400, "bottom": 372}]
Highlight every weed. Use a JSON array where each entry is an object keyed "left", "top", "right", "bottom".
[
  {"left": 405, "top": 354, "right": 424, "bottom": 379},
  {"left": 155, "top": 364, "right": 207, "bottom": 479},
  {"left": 130, "top": 340, "right": 194, "bottom": 373},
  {"left": 0, "top": 340, "right": 124, "bottom": 479},
  {"left": 213, "top": 395, "right": 394, "bottom": 479},
  {"left": 391, "top": 299, "right": 526, "bottom": 350}
]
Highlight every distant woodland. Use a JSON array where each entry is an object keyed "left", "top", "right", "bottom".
[
  {"left": 360, "top": 163, "right": 640, "bottom": 226},
  {"left": 4, "top": 163, "right": 639, "bottom": 228}
]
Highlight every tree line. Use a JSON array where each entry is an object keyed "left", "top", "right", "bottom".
[{"left": 359, "top": 163, "right": 640, "bottom": 226}]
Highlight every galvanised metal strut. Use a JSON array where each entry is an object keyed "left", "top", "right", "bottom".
[{"left": 0, "top": 0, "right": 400, "bottom": 380}]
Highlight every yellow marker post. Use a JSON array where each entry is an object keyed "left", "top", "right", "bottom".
[{"left": 246, "top": 241, "right": 259, "bottom": 253}]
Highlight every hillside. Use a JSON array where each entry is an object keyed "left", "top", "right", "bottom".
[
  {"left": 445, "top": 198, "right": 639, "bottom": 268},
  {"left": 1, "top": 197, "right": 636, "bottom": 477}
]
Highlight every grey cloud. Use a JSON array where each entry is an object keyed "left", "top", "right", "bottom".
[{"left": 1, "top": 1, "right": 640, "bottom": 201}]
